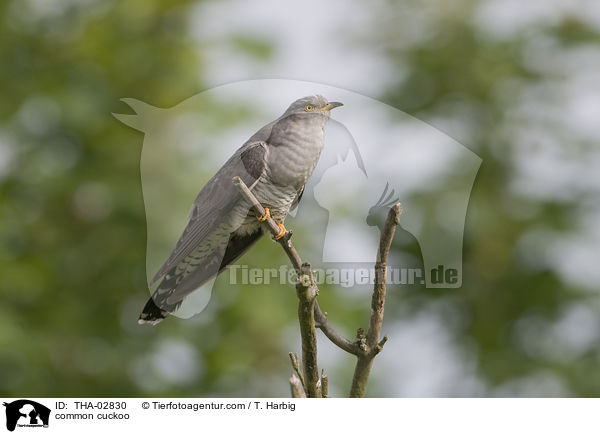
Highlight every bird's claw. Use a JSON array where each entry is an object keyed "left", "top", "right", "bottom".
[
  {"left": 256, "top": 208, "right": 285, "bottom": 240},
  {"left": 273, "top": 223, "right": 286, "bottom": 240},
  {"left": 257, "top": 207, "right": 270, "bottom": 222}
]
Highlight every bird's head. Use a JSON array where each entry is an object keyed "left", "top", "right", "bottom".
[{"left": 283, "top": 95, "right": 343, "bottom": 117}]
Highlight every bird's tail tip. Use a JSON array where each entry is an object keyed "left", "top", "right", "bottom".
[
  {"left": 138, "top": 298, "right": 170, "bottom": 325},
  {"left": 137, "top": 316, "right": 165, "bottom": 326}
]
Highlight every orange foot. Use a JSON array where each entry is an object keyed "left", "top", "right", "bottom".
[
  {"left": 273, "top": 223, "right": 286, "bottom": 240},
  {"left": 256, "top": 207, "right": 270, "bottom": 222}
]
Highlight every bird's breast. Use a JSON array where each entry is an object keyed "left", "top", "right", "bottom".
[{"left": 266, "top": 120, "right": 325, "bottom": 189}]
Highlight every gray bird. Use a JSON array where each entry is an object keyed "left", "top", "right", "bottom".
[{"left": 139, "top": 95, "right": 343, "bottom": 324}]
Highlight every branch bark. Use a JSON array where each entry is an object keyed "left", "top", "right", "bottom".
[{"left": 349, "top": 203, "right": 401, "bottom": 397}]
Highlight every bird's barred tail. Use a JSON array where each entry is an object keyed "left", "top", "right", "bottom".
[{"left": 138, "top": 229, "right": 265, "bottom": 325}]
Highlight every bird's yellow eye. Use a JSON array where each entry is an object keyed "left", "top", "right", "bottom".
[{"left": 304, "top": 104, "right": 315, "bottom": 112}]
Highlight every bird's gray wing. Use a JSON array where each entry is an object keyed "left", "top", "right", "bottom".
[{"left": 150, "top": 140, "right": 268, "bottom": 285}]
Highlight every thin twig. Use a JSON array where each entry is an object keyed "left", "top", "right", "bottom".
[
  {"left": 314, "top": 305, "right": 360, "bottom": 355},
  {"left": 288, "top": 352, "right": 305, "bottom": 390},
  {"left": 349, "top": 203, "right": 401, "bottom": 398}
]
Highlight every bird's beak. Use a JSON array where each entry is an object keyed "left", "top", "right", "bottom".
[{"left": 321, "top": 101, "right": 343, "bottom": 111}]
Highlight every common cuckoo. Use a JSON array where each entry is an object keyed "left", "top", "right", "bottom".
[{"left": 139, "top": 95, "right": 342, "bottom": 324}]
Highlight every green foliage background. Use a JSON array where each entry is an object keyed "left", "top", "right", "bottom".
[{"left": 1, "top": 0, "right": 599, "bottom": 397}]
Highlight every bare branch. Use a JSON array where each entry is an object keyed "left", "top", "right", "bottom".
[
  {"left": 349, "top": 203, "right": 402, "bottom": 398},
  {"left": 367, "top": 203, "right": 401, "bottom": 349}
]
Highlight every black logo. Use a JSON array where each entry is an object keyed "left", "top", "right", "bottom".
[{"left": 3, "top": 400, "right": 50, "bottom": 432}]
